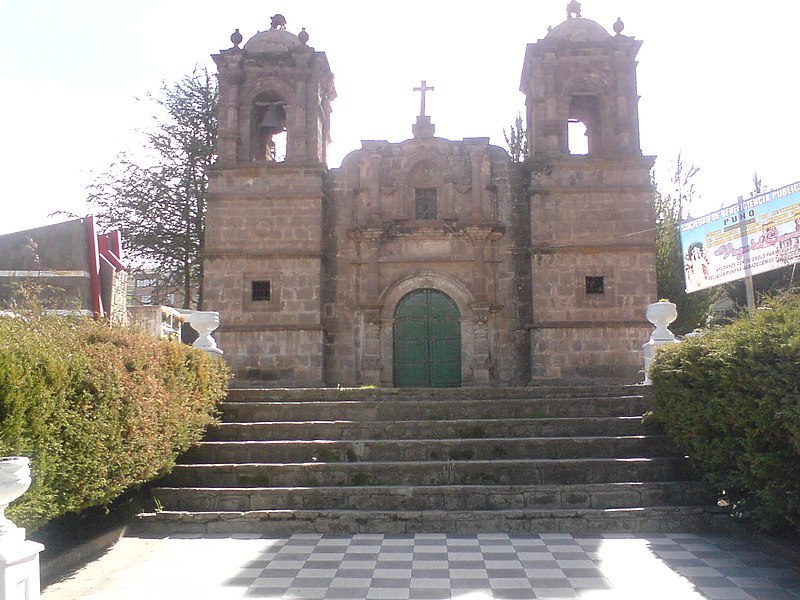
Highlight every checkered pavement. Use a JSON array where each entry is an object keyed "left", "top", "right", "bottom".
[{"left": 216, "top": 533, "right": 800, "bottom": 600}]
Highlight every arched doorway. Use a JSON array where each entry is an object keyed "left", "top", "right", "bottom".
[{"left": 393, "top": 289, "right": 461, "bottom": 387}]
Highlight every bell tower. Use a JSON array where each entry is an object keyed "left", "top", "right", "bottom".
[
  {"left": 520, "top": 4, "right": 657, "bottom": 380},
  {"left": 521, "top": 7, "right": 642, "bottom": 160},
  {"left": 203, "top": 15, "right": 336, "bottom": 384},
  {"left": 213, "top": 14, "right": 335, "bottom": 166}
]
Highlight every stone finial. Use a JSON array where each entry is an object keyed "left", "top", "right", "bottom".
[
  {"left": 613, "top": 17, "right": 625, "bottom": 35},
  {"left": 230, "top": 28, "right": 243, "bottom": 48},
  {"left": 270, "top": 14, "right": 287, "bottom": 30},
  {"left": 298, "top": 27, "right": 309, "bottom": 45},
  {"left": 567, "top": 0, "right": 582, "bottom": 19}
]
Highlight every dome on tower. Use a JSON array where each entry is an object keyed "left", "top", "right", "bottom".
[
  {"left": 243, "top": 14, "right": 301, "bottom": 52},
  {"left": 244, "top": 28, "right": 300, "bottom": 52},
  {"left": 546, "top": 17, "right": 611, "bottom": 42}
]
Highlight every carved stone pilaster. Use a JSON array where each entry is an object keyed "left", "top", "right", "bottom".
[
  {"left": 361, "top": 308, "right": 382, "bottom": 384},
  {"left": 363, "top": 232, "right": 383, "bottom": 304},
  {"left": 466, "top": 227, "right": 491, "bottom": 302},
  {"left": 470, "top": 305, "right": 492, "bottom": 383}
]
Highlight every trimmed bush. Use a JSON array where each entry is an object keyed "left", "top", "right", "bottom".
[
  {"left": 650, "top": 293, "right": 800, "bottom": 533},
  {"left": 0, "top": 315, "right": 229, "bottom": 530}
]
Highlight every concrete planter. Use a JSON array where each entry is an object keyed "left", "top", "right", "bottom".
[
  {"left": 0, "top": 457, "right": 43, "bottom": 599},
  {"left": 0, "top": 458, "right": 31, "bottom": 540},
  {"left": 188, "top": 311, "right": 223, "bottom": 357},
  {"left": 645, "top": 301, "right": 677, "bottom": 342},
  {"left": 642, "top": 302, "right": 679, "bottom": 385}
]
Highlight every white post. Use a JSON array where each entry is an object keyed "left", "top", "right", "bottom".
[
  {"left": 642, "top": 302, "right": 679, "bottom": 385},
  {"left": 0, "top": 457, "right": 44, "bottom": 600},
  {"left": 187, "top": 311, "right": 223, "bottom": 357}
]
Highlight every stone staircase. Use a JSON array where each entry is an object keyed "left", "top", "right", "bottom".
[{"left": 134, "top": 385, "right": 729, "bottom": 535}]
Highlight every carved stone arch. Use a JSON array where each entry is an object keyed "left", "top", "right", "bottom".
[
  {"left": 379, "top": 271, "right": 475, "bottom": 323},
  {"left": 371, "top": 272, "right": 486, "bottom": 386},
  {"left": 405, "top": 156, "right": 446, "bottom": 188},
  {"left": 243, "top": 79, "right": 296, "bottom": 107},
  {"left": 562, "top": 74, "right": 611, "bottom": 97}
]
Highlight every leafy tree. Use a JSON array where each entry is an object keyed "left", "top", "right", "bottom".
[
  {"left": 88, "top": 68, "right": 218, "bottom": 309},
  {"left": 654, "top": 153, "right": 717, "bottom": 333},
  {"left": 503, "top": 114, "right": 528, "bottom": 164}
]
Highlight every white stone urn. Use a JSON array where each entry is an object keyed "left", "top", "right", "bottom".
[
  {"left": 0, "top": 456, "right": 44, "bottom": 600},
  {"left": 0, "top": 457, "right": 31, "bottom": 540},
  {"left": 188, "top": 311, "right": 223, "bottom": 357},
  {"left": 642, "top": 301, "right": 680, "bottom": 385},
  {"left": 645, "top": 301, "right": 678, "bottom": 342}
]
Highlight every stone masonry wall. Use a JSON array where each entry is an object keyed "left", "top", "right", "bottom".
[
  {"left": 530, "top": 325, "right": 647, "bottom": 380},
  {"left": 218, "top": 328, "right": 324, "bottom": 384},
  {"left": 529, "top": 158, "right": 657, "bottom": 381},
  {"left": 203, "top": 164, "right": 326, "bottom": 383}
]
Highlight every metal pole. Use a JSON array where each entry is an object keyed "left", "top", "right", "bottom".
[
  {"left": 744, "top": 275, "right": 756, "bottom": 315},
  {"left": 737, "top": 196, "right": 757, "bottom": 315}
]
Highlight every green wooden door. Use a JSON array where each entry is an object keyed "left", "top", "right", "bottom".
[{"left": 393, "top": 289, "right": 461, "bottom": 387}]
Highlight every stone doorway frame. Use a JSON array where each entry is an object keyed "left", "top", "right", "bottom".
[{"left": 360, "top": 272, "right": 491, "bottom": 386}]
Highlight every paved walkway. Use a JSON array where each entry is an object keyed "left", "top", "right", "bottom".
[{"left": 41, "top": 532, "right": 800, "bottom": 600}]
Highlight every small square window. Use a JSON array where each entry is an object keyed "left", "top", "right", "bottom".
[
  {"left": 415, "top": 188, "right": 437, "bottom": 220},
  {"left": 251, "top": 280, "right": 271, "bottom": 302},
  {"left": 585, "top": 276, "right": 604, "bottom": 295}
]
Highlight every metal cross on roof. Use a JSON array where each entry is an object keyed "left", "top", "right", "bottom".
[{"left": 413, "top": 80, "right": 434, "bottom": 117}]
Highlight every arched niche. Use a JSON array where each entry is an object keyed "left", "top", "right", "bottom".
[{"left": 405, "top": 157, "right": 446, "bottom": 221}]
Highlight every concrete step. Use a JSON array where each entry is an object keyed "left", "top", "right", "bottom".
[
  {"left": 223, "top": 384, "right": 647, "bottom": 402},
  {"left": 220, "top": 395, "right": 651, "bottom": 422},
  {"left": 206, "top": 416, "right": 650, "bottom": 441},
  {"left": 179, "top": 435, "right": 677, "bottom": 464},
  {"left": 151, "top": 481, "right": 714, "bottom": 512},
  {"left": 137, "top": 384, "right": 728, "bottom": 535},
  {"left": 133, "top": 505, "right": 732, "bottom": 536},
  {"left": 162, "top": 457, "right": 693, "bottom": 488},
  {"left": 224, "top": 385, "right": 646, "bottom": 403}
]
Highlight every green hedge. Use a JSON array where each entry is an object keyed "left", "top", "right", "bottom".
[
  {"left": 0, "top": 315, "right": 229, "bottom": 530},
  {"left": 650, "top": 294, "right": 800, "bottom": 533}
]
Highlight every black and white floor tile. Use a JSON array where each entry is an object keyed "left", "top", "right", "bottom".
[
  {"left": 40, "top": 532, "right": 800, "bottom": 599},
  {"left": 218, "top": 533, "right": 800, "bottom": 600}
]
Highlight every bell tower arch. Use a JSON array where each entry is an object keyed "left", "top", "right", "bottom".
[
  {"left": 203, "top": 15, "right": 336, "bottom": 384},
  {"left": 519, "top": 4, "right": 657, "bottom": 381}
]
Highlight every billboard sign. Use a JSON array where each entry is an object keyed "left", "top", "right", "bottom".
[{"left": 679, "top": 181, "right": 800, "bottom": 293}]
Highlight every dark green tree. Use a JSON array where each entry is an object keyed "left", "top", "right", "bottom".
[
  {"left": 88, "top": 68, "right": 218, "bottom": 309},
  {"left": 654, "top": 154, "right": 717, "bottom": 333}
]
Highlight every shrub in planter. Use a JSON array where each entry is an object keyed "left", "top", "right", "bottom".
[
  {"left": 0, "top": 315, "right": 229, "bottom": 530},
  {"left": 650, "top": 293, "right": 800, "bottom": 533}
]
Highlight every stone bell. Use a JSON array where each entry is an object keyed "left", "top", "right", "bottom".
[{"left": 259, "top": 105, "right": 286, "bottom": 135}]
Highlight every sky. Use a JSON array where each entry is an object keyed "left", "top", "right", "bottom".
[{"left": 1, "top": 0, "right": 798, "bottom": 236}]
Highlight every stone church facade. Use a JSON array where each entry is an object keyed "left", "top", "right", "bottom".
[{"left": 203, "top": 9, "right": 657, "bottom": 387}]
